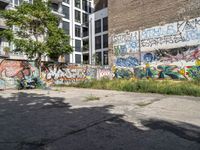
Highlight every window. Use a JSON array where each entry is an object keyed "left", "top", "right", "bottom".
[
  {"left": 83, "top": 54, "right": 89, "bottom": 64},
  {"left": 75, "top": 25, "right": 81, "bottom": 37},
  {"left": 82, "top": 27, "right": 88, "bottom": 37},
  {"left": 75, "top": 40, "right": 81, "bottom": 52},
  {"left": 82, "top": 0, "right": 88, "bottom": 11},
  {"left": 103, "top": 34, "right": 108, "bottom": 48},
  {"left": 65, "top": 54, "right": 70, "bottom": 63},
  {"left": 103, "top": 51, "right": 108, "bottom": 65},
  {"left": 75, "top": 54, "right": 81, "bottom": 64},
  {"left": 63, "top": 21, "right": 70, "bottom": 34},
  {"left": 95, "top": 19, "right": 101, "bottom": 33},
  {"left": 63, "top": 0, "right": 69, "bottom": 4},
  {"left": 95, "top": 52, "right": 102, "bottom": 65},
  {"left": 14, "top": 0, "right": 22, "bottom": 6},
  {"left": 75, "top": 10, "right": 81, "bottom": 23},
  {"left": 95, "top": 36, "right": 101, "bottom": 50},
  {"left": 75, "top": 0, "right": 81, "bottom": 8},
  {"left": 51, "top": 3, "right": 59, "bottom": 12},
  {"left": 89, "top": 2, "right": 92, "bottom": 13},
  {"left": 83, "top": 39, "right": 89, "bottom": 51},
  {"left": 103, "top": 17, "right": 108, "bottom": 31},
  {"left": 63, "top": 5, "right": 69, "bottom": 19},
  {"left": 82, "top": 13, "right": 88, "bottom": 25}
]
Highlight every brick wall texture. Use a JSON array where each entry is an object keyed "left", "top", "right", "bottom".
[{"left": 108, "top": 0, "right": 200, "bottom": 65}]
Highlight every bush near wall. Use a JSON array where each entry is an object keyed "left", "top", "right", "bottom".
[{"left": 65, "top": 78, "right": 200, "bottom": 97}]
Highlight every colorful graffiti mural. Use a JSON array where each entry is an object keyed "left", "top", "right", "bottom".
[
  {"left": 0, "top": 59, "right": 39, "bottom": 89},
  {"left": 97, "top": 68, "right": 114, "bottom": 79},
  {"left": 0, "top": 48, "right": 199, "bottom": 89},
  {"left": 41, "top": 64, "right": 87, "bottom": 85},
  {"left": 112, "top": 31, "right": 139, "bottom": 55},
  {"left": 116, "top": 56, "right": 139, "bottom": 67},
  {"left": 111, "top": 17, "right": 200, "bottom": 70}
]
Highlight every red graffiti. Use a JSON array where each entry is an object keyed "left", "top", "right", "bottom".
[{"left": 0, "top": 60, "right": 35, "bottom": 79}]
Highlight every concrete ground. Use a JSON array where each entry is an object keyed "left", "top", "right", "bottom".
[{"left": 0, "top": 87, "right": 199, "bottom": 150}]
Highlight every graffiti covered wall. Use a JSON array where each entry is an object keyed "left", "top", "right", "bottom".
[
  {"left": 0, "top": 60, "right": 115, "bottom": 89},
  {"left": 141, "top": 17, "right": 200, "bottom": 51},
  {"left": 41, "top": 63, "right": 87, "bottom": 85},
  {"left": 0, "top": 59, "right": 38, "bottom": 89},
  {"left": 110, "top": 17, "right": 200, "bottom": 80}
]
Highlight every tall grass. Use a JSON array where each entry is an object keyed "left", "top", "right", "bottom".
[{"left": 59, "top": 78, "right": 200, "bottom": 97}]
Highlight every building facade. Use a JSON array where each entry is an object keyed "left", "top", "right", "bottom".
[
  {"left": 0, "top": 0, "right": 94, "bottom": 64},
  {"left": 61, "top": 0, "right": 94, "bottom": 64},
  {"left": 108, "top": 0, "right": 200, "bottom": 71},
  {"left": 88, "top": 0, "right": 108, "bottom": 65}
]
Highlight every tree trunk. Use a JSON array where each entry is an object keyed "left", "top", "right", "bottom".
[{"left": 35, "top": 53, "right": 42, "bottom": 78}]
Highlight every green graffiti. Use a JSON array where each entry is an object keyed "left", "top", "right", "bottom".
[
  {"left": 187, "top": 66, "right": 200, "bottom": 80},
  {"left": 157, "top": 65, "right": 183, "bottom": 79}
]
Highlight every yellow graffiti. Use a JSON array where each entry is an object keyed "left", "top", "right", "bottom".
[
  {"left": 146, "top": 63, "right": 150, "bottom": 68},
  {"left": 179, "top": 68, "right": 185, "bottom": 76},
  {"left": 195, "top": 59, "right": 200, "bottom": 66}
]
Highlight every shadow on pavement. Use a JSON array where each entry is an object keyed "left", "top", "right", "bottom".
[{"left": 0, "top": 92, "right": 199, "bottom": 150}]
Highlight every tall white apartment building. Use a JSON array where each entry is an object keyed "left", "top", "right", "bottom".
[{"left": 60, "top": 0, "right": 94, "bottom": 64}]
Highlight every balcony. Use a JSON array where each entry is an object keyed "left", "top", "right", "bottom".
[
  {"left": 51, "top": 3, "right": 64, "bottom": 18},
  {"left": 0, "top": 0, "right": 9, "bottom": 10}
]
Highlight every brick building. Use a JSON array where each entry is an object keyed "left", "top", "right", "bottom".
[{"left": 108, "top": 0, "right": 200, "bottom": 68}]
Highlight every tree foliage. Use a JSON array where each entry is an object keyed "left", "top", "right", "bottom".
[{"left": 0, "top": 0, "right": 73, "bottom": 66}]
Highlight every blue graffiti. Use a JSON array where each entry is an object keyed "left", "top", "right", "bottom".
[
  {"left": 143, "top": 53, "right": 156, "bottom": 63},
  {"left": 127, "top": 41, "right": 138, "bottom": 52},
  {"left": 116, "top": 57, "right": 139, "bottom": 67},
  {"left": 185, "top": 29, "right": 200, "bottom": 41},
  {"left": 141, "top": 24, "right": 177, "bottom": 40}
]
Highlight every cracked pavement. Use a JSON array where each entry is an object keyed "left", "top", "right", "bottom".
[{"left": 0, "top": 87, "right": 200, "bottom": 150}]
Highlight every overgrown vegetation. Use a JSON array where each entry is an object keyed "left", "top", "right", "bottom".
[{"left": 62, "top": 78, "right": 200, "bottom": 97}]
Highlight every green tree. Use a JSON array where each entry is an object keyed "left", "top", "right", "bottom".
[{"left": 0, "top": 0, "right": 73, "bottom": 74}]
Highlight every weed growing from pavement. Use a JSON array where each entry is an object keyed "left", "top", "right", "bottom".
[{"left": 85, "top": 95, "right": 100, "bottom": 102}]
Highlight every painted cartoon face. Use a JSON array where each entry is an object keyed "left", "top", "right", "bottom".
[{"left": 143, "top": 53, "right": 154, "bottom": 63}]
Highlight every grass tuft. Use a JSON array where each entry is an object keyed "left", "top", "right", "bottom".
[{"left": 85, "top": 95, "right": 100, "bottom": 102}]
